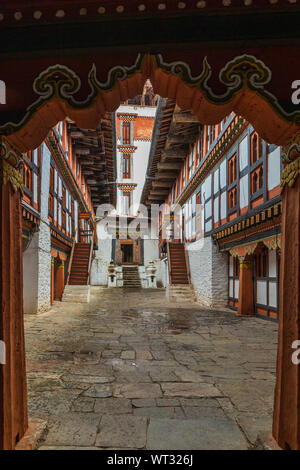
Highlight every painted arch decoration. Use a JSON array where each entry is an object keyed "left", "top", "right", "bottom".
[{"left": 0, "top": 50, "right": 300, "bottom": 152}]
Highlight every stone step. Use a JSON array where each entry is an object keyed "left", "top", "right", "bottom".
[
  {"left": 62, "top": 285, "right": 90, "bottom": 303},
  {"left": 122, "top": 266, "right": 141, "bottom": 288},
  {"left": 123, "top": 283, "right": 141, "bottom": 287},
  {"left": 167, "top": 285, "right": 196, "bottom": 300}
]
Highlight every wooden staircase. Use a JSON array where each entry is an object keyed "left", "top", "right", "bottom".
[
  {"left": 168, "top": 242, "right": 190, "bottom": 285},
  {"left": 68, "top": 242, "right": 91, "bottom": 285}
]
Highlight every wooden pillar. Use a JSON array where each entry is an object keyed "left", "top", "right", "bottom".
[
  {"left": 237, "top": 257, "right": 254, "bottom": 316},
  {"left": 55, "top": 260, "right": 65, "bottom": 300},
  {"left": 0, "top": 139, "right": 28, "bottom": 449},
  {"left": 50, "top": 257, "right": 54, "bottom": 305},
  {"left": 273, "top": 139, "right": 300, "bottom": 450}
]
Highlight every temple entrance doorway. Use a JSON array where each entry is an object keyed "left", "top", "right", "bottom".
[{"left": 121, "top": 242, "right": 134, "bottom": 264}]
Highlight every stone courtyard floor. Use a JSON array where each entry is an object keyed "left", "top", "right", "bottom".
[{"left": 24, "top": 287, "right": 278, "bottom": 450}]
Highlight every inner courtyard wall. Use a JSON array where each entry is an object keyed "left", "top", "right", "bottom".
[
  {"left": 187, "top": 236, "right": 228, "bottom": 308},
  {"left": 23, "top": 143, "right": 51, "bottom": 314}
]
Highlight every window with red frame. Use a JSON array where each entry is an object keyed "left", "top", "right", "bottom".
[
  {"left": 23, "top": 164, "right": 32, "bottom": 191},
  {"left": 49, "top": 165, "right": 54, "bottom": 191},
  {"left": 255, "top": 249, "right": 268, "bottom": 278},
  {"left": 71, "top": 201, "right": 75, "bottom": 233},
  {"left": 233, "top": 257, "right": 240, "bottom": 277},
  {"left": 250, "top": 132, "right": 262, "bottom": 165},
  {"left": 62, "top": 209, "right": 66, "bottom": 227},
  {"left": 182, "top": 163, "right": 186, "bottom": 188},
  {"left": 211, "top": 125, "right": 216, "bottom": 143},
  {"left": 196, "top": 191, "right": 202, "bottom": 231},
  {"left": 123, "top": 121, "right": 131, "bottom": 145},
  {"left": 251, "top": 165, "right": 263, "bottom": 194},
  {"left": 122, "top": 154, "right": 131, "bottom": 178},
  {"left": 188, "top": 147, "right": 194, "bottom": 178},
  {"left": 228, "top": 154, "right": 237, "bottom": 185},
  {"left": 62, "top": 186, "right": 66, "bottom": 206},
  {"left": 48, "top": 193, "right": 54, "bottom": 213},
  {"left": 228, "top": 186, "right": 237, "bottom": 209},
  {"left": 197, "top": 132, "right": 204, "bottom": 162}
]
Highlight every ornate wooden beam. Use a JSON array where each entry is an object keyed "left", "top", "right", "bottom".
[
  {"left": 162, "top": 148, "right": 188, "bottom": 159},
  {"left": 157, "top": 162, "right": 182, "bottom": 170},
  {"left": 166, "top": 134, "right": 198, "bottom": 145},
  {"left": 149, "top": 190, "right": 169, "bottom": 196},
  {"left": 172, "top": 111, "right": 199, "bottom": 124},
  {"left": 152, "top": 181, "right": 173, "bottom": 188},
  {"left": 155, "top": 172, "right": 178, "bottom": 179}
]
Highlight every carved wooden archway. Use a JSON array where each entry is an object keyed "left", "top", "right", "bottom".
[
  {"left": 1, "top": 51, "right": 299, "bottom": 151},
  {"left": 0, "top": 10, "right": 300, "bottom": 450}
]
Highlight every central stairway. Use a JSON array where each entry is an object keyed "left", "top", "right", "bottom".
[
  {"left": 168, "top": 242, "right": 190, "bottom": 285},
  {"left": 122, "top": 266, "right": 141, "bottom": 288}
]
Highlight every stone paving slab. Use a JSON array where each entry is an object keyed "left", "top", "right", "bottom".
[
  {"left": 95, "top": 415, "right": 147, "bottom": 449},
  {"left": 147, "top": 418, "right": 248, "bottom": 450},
  {"left": 114, "top": 383, "right": 162, "bottom": 399},
  {"left": 44, "top": 413, "right": 102, "bottom": 447},
  {"left": 94, "top": 398, "right": 132, "bottom": 414},
  {"left": 62, "top": 374, "right": 114, "bottom": 384},
  {"left": 24, "top": 287, "right": 278, "bottom": 450},
  {"left": 134, "top": 406, "right": 185, "bottom": 419},
  {"left": 161, "top": 382, "right": 222, "bottom": 398},
  {"left": 183, "top": 406, "right": 228, "bottom": 420},
  {"left": 83, "top": 384, "right": 112, "bottom": 398}
]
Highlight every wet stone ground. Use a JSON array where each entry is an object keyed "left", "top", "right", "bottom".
[{"left": 24, "top": 287, "right": 278, "bottom": 450}]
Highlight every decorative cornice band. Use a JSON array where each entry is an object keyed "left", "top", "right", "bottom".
[
  {"left": 117, "top": 114, "right": 138, "bottom": 122},
  {"left": 118, "top": 183, "right": 137, "bottom": 193},
  {"left": 118, "top": 145, "right": 137, "bottom": 154},
  {"left": 216, "top": 202, "right": 282, "bottom": 242}
]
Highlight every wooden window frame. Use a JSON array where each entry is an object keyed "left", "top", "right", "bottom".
[
  {"left": 250, "top": 164, "right": 263, "bottom": 195},
  {"left": 23, "top": 163, "right": 32, "bottom": 192},
  {"left": 228, "top": 186, "right": 237, "bottom": 210},
  {"left": 197, "top": 132, "right": 203, "bottom": 163},
  {"left": 189, "top": 147, "right": 194, "bottom": 178},
  {"left": 48, "top": 193, "right": 54, "bottom": 214},
  {"left": 122, "top": 153, "right": 131, "bottom": 178},
  {"left": 255, "top": 248, "right": 268, "bottom": 278},
  {"left": 123, "top": 121, "right": 131, "bottom": 145},
  {"left": 250, "top": 132, "right": 262, "bottom": 166},
  {"left": 228, "top": 154, "right": 237, "bottom": 186},
  {"left": 228, "top": 255, "right": 240, "bottom": 304}
]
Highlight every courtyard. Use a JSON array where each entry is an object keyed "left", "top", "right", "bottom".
[{"left": 24, "top": 287, "right": 278, "bottom": 450}]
